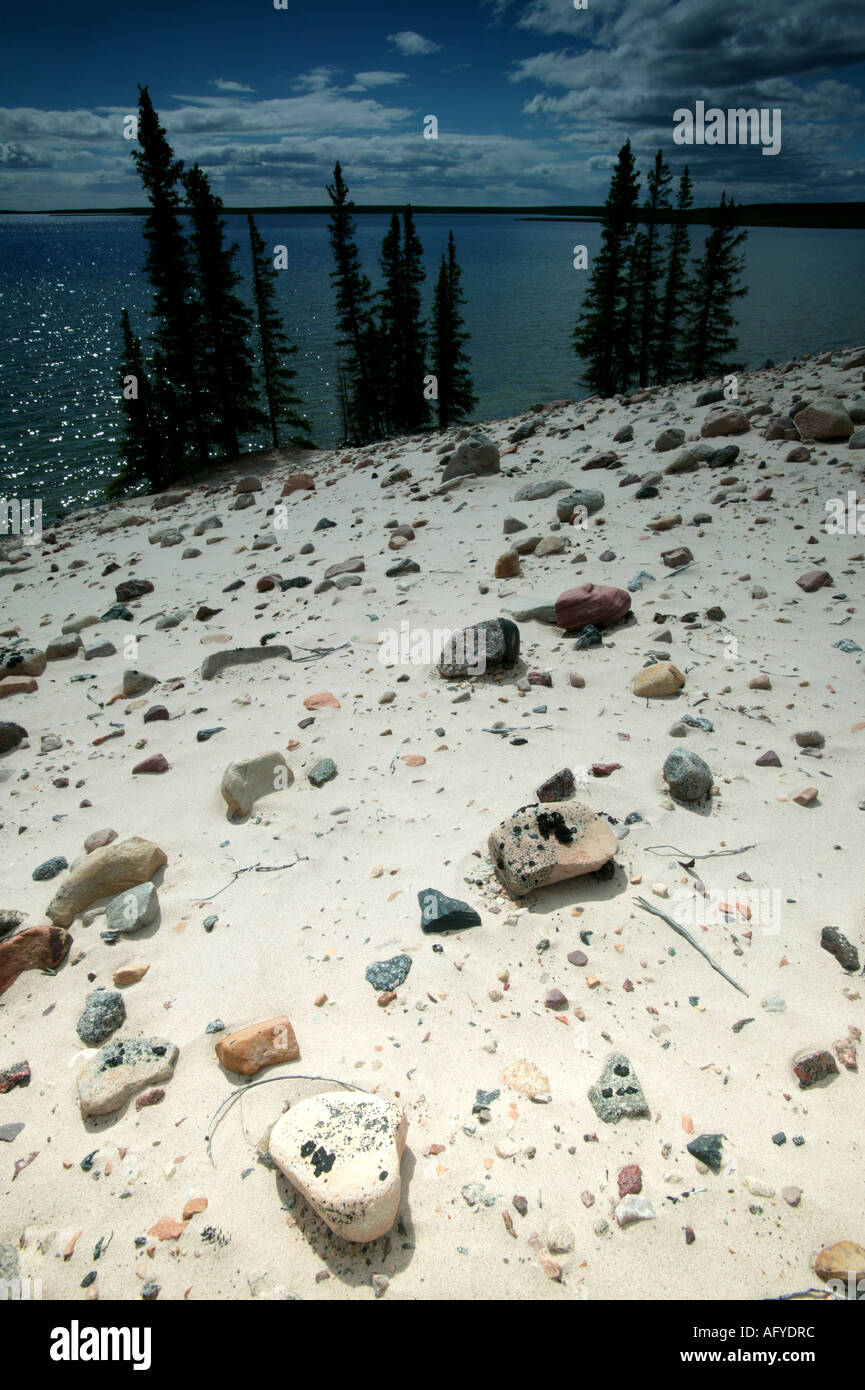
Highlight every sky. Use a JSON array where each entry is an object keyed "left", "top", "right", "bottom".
[{"left": 1, "top": 0, "right": 863, "bottom": 210}]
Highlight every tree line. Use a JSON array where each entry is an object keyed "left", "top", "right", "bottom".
[
  {"left": 113, "top": 88, "right": 476, "bottom": 495},
  {"left": 574, "top": 140, "right": 748, "bottom": 397}
]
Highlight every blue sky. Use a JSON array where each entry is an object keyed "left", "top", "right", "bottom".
[{"left": 1, "top": 0, "right": 863, "bottom": 209}]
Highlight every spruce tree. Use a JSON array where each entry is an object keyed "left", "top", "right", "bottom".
[
  {"left": 377, "top": 211, "right": 404, "bottom": 435},
  {"left": 400, "top": 206, "right": 430, "bottom": 432},
  {"left": 132, "top": 85, "right": 207, "bottom": 471},
  {"left": 633, "top": 150, "right": 672, "bottom": 389},
  {"left": 654, "top": 166, "right": 693, "bottom": 385},
  {"left": 109, "top": 308, "right": 164, "bottom": 496},
  {"left": 247, "top": 213, "right": 313, "bottom": 450},
  {"left": 573, "top": 139, "right": 640, "bottom": 397},
  {"left": 182, "top": 163, "right": 263, "bottom": 457},
  {"left": 431, "top": 231, "right": 476, "bottom": 429},
  {"left": 326, "top": 162, "right": 382, "bottom": 444},
  {"left": 685, "top": 192, "right": 748, "bottom": 380}
]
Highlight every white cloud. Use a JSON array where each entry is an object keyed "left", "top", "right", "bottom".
[
  {"left": 351, "top": 71, "right": 408, "bottom": 88},
  {"left": 209, "top": 79, "right": 255, "bottom": 93},
  {"left": 387, "top": 30, "right": 442, "bottom": 57}
]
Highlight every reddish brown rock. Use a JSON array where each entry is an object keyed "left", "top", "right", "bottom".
[
  {"left": 618, "top": 1164, "right": 642, "bottom": 1197},
  {"left": 0, "top": 1060, "right": 31, "bottom": 1093},
  {"left": 215, "top": 1015, "right": 300, "bottom": 1076},
  {"left": 135, "top": 1088, "right": 165, "bottom": 1110},
  {"left": 592, "top": 762, "right": 621, "bottom": 777},
  {"left": 183, "top": 1197, "right": 208, "bottom": 1220},
  {"left": 132, "top": 754, "right": 169, "bottom": 774},
  {"left": 281, "top": 474, "right": 315, "bottom": 496},
  {"left": 148, "top": 1217, "right": 186, "bottom": 1241},
  {"left": 581, "top": 452, "right": 618, "bottom": 470},
  {"left": 755, "top": 750, "right": 782, "bottom": 767},
  {"left": 0, "top": 677, "right": 38, "bottom": 699},
  {"left": 793, "top": 787, "right": 819, "bottom": 806},
  {"left": 494, "top": 551, "right": 521, "bottom": 579},
  {"left": 661, "top": 545, "right": 694, "bottom": 568},
  {"left": 536, "top": 768, "right": 576, "bottom": 802},
  {"left": 554, "top": 583, "right": 631, "bottom": 631},
  {"left": 256, "top": 575, "right": 278, "bottom": 592},
  {"left": 84, "top": 827, "right": 118, "bottom": 853},
  {"left": 796, "top": 570, "right": 832, "bottom": 592},
  {"left": 544, "top": 988, "right": 568, "bottom": 1010},
  {"left": 793, "top": 1048, "right": 838, "bottom": 1088},
  {"left": 303, "top": 691, "right": 340, "bottom": 710},
  {"left": 786, "top": 445, "right": 810, "bottom": 462},
  {"left": 113, "top": 962, "right": 150, "bottom": 987},
  {"left": 0, "top": 925, "right": 72, "bottom": 996}
]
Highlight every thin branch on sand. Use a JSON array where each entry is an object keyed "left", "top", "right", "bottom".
[{"left": 634, "top": 895, "right": 749, "bottom": 997}]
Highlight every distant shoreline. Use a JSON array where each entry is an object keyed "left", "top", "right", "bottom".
[{"left": 1, "top": 202, "right": 863, "bottom": 229}]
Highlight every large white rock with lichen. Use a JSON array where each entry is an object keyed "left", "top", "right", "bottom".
[{"left": 269, "top": 1091, "right": 407, "bottom": 1242}]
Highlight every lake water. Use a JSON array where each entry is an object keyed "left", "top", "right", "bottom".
[{"left": 1, "top": 213, "right": 863, "bottom": 520}]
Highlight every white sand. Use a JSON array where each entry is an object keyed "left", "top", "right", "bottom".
[{"left": 1, "top": 348, "right": 863, "bottom": 1302}]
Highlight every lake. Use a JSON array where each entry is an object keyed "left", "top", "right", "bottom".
[{"left": 1, "top": 212, "right": 863, "bottom": 519}]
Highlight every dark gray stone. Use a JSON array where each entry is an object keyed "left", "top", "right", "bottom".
[
  {"left": 418, "top": 888, "right": 481, "bottom": 933},
  {"left": 820, "top": 926, "right": 860, "bottom": 973},
  {"left": 663, "top": 747, "right": 713, "bottom": 801},
  {"left": 32, "top": 856, "right": 68, "bottom": 882},
  {"left": 365, "top": 954, "right": 412, "bottom": 991},
  {"left": 76, "top": 988, "right": 126, "bottom": 1045},
  {"left": 308, "top": 758, "right": 337, "bottom": 788}
]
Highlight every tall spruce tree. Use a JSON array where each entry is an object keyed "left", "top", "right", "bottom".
[
  {"left": 685, "top": 192, "right": 748, "bottom": 380},
  {"left": 378, "top": 211, "right": 404, "bottom": 435},
  {"left": 431, "top": 230, "right": 476, "bottom": 429},
  {"left": 400, "top": 206, "right": 430, "bottom": 432},
  {"left": 182, "top": 163, "right": 263, "bottom": 457},
  {"left": 110, "top": 308, "right": 164, "bottom": 496},
  {"left": 132, "top": 85, "right": 207, "bottom": 472},
  {"left": 247, "top": 213, "right": 312, "bottom": 450},
  {"left": 654, "top": 166, "right": 693, "bottom": 385},
  {"left": 573, "top": 139, "right": 641, "bottom": 397},
  {"left": 326, "top": 162, "right": 382, "bottom": 444},
  {"left": 633, "top": 150, "right": 673, "bottom": 389}
]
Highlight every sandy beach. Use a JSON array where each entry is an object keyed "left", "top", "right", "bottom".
[{"left": 1, "top": 346, "right": 864, "bottom": 1303}]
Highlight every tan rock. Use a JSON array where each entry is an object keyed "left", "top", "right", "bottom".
[
  {"left": 646, "top": 513, "right": 682, "bottom": 532},
  {"left": 77, "top": 1036, "right": 179, "bottom": 1117},
  {"left": 814, "top": 1240, "right": 865, "bottom": 1281},
  {"left": 700, "top": 405, "right": 750, "bottom": 437},
  {"left": 46, "top": 836, "right": 167, "bottom": 927},
  {"left": 488, "top": 800, "right": 617, "bottom": 896},
  {"left": 501, "top": 1058, "right": 551, "bottom": 1099},
  {"left": 631, "top": 661, "right": 685, "bottom": 698},
  {"left": 494, "top": 550, "right": 521, "bottom": 578},
  {"left": 221, "top": 750, "right": 292, "bottom": 818},
  {"left": 303, "top": 691, "right": 340, "bottom": 710},
  {"left": 269, "top": 1091, "right": 407, "bottom": 1243},
  {"left": 113, "top": 962, "right": 150, "bottom": 987},
  {"left": 0, "top": 677, "right": 38, "bottom": 699},
  {"left": 215, "top": 1015, "right": 300, "bottom": 1076}
]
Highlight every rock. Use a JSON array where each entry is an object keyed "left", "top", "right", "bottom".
[
  {"left": 700, "top": 406, "right": 750, "bottom": 437},
  {"left": 687, "top": 1133, "right": 724, "bottom": 1170},
  {"left": 76, "top": 988, "right": 126, "bottom": 1044},
  {"left": 489, "top": 801, "right": 617, "bottom": 896},
  {"left": 441, "top": 435, "right": 500, "bottom": 481},
  {"left": 0, "top": 1061, "right": 30, "bottom": 1093},
  {"left": 618, "top": 1164, "right": 643, "bottom": 1197},
  {"left": 100, "top": 604, "right": 133, "bottom": 623},
  {"left": 795, "top": 730, "right": 825, "bottom": 748},
  {"left": 104, "top": 881, "right": 159, "bottom": 936},
  {"left": 655, "top": 427, "right": 686, "bottom": 452},
  {"left": 814, "top": 1241, "right": 865, "bottom": 1282},
  {"left": 535, "top": 537, "right": 565, "bottom": 557},
  {"left": 536, "top": 768, "right": 576, "bottom": 802},
  {"left": 193, "top": 514, "right": 223, "bottom": 536},
  {"left": 849, "top": 426, "right": 865, "bottom": 449},
  {"left": 503, "top": 516, "right": 527, "bottom": 534},
  {"left": 545, "top": 987, "right": 568, "bottom": 1010},
  {"left": 324, "top": 557, "right": 364, "bottom": 580},
  {"left": 221, "top": 751, "right": 292, "bottom": 818},
  {"left": 501, "top": 1059, "right": 551, "bottom": 1100},
  {"left": 663, "top": 747, "right": 713, "bottom": 801},
  {"left": 115, "top": 579, "right": 154, "bottom": 603},
  {"left": 581, "top": 451, "right": 618, "bottom": 471},
  {"left": 365, "top": 955, "right": 412, "bottom": 991},
  {"left": 820, "top": 927, "right": 860, "bottom": 973},
  {"left": 696, "top": 387, "right": 725, "bottom": 406},
  {"left": 568, "top": 672, "right": 585, "bottom": 688},
  {"left": 792, "top": 397, "right": 854, "bottom": 441},
  {"left": 755, "top": 750, "right": 781, "bottom": 767},
  {"left": 793, "top": 1048, "right": 838, "bottom": 1088},
  {"left": 0, "top": 720, "right": 27, "bottom": 753},
  {"left": 588, "top": 1054, "right": 649, "bottom": 1122},
  {"left": 215, "top": 1016, "right": 300, "bottom": 1076},
  {"left": 664, "top": 448, "right": 700, "bottom": 475},
  {"left": 418, "top": 889, "right": 481, "bottom": 933},
  {"left": 132, "top": 754, "right": 169, "bottom": 775},
  {"left": 0, "top": 925, "right": 71, "bottom": 996},
  {"left": 793, "top": 787, "right": 819, "bottom": 806},
  {"left": 84, "top": 828, "right": 118, "bottom": 854},
  {"left": 514, "top": 479, "right": 570, "bottom": 501},
  {"left": 704, "top": 444, "right": 740, "bottom": 468},
  {"left": 77, "top": 1037, "right": 179, "bottom": 1117},
  {"left": 545, "top": 1217, "right": 575, "bottom": 1253},
  {"left": 269, "top": 1091, "right": 407, "bottom": 1243},
  {"left": 112, "top": 962, "right": 149, "bottom": 987},
  {"left": 0, "top": 1123, "right": 24, "bottom": 1143},
  {"left": 45, "top": 836, "right": 167, "bottom": 927},
  {"left": 613, "top": 423, "right": 634, "bottom": 442},
  {"left": 631, "top": 662, "right": 685, "bottom": 698},
  {"left": 0, "top": 910, "right": 27, "bottom": 937},
  {"left": 782, "top": 1186, "right": 802, "bottom": 1207},
  {"left": 556, "top": 489, "right": 605, "bottom": 522},
  {"left": 437, "top": 618, "right": 520, "bottom": 678},
  {"left": 32, "top": 856, "right": 68, "bottom": 881},
  {"left": 84, "top": 641, "right": 117, "bottom": 660},
  {"left": 616, "top": 1195, "right": 656, "bottom": 1227},
  {"left": 555, "top": 584, "right": 631, "bottom": 631},
  {"left": 281, "top": 473, "right": 315, "bottom": 496},
  {"left": 494, "top": 551, "right": 521, "bottom": 578},
  {"left": 46, "top": 633, "right": 82, "bottom": 661},
  {"left": 236, "top": 476, "right": 262, "bottom": 494},
  {"left": 303, "top": 691, "right": 340, "bottom": 710},
  {"left": 143, "top": 705, "right": 169, "bottom": 724},
  {"left": 0, "top": 645, "right": 46, "bottom": 679},
  {"left": 661, "top": 545, "right": 693, "bottom": 568},
  {"left": 200, "top": 645, "right": 291, "bottom": 680},
  {"left": 385, "top": 558, "right": 420, "bottom": 577},
  {"left": 749, "top": 674, "right": 771, "bottom": 690},
  {"left": 121, "top": 669, "right": 157, "bottom": 698},
  {"left": 308, "top": 758, "right": 337, "bottom": 788}
]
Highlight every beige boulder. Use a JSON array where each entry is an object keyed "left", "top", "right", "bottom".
[
  {"left": 46, "top": 836, "right": 167, "bottom": 927},
  {"left": 269, "top": 1092, "right": 407, "bottom": 1243},
  {"left": 700, "top": 406, "right": 750, "bottom": 437},
  {"left": 488, "top": 801, "right": 617, "bottom": 897},
  {"left": 77, "top": 1036, "right": 179, "bottom": 1117},
  {"left": 631, "top": 661, "right": 685, "bottom": 697},
  {"left": 221, "top": 751, "right": 292, "bottom": 818}
]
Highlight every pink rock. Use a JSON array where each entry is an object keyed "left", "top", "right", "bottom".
[
  {"left": 591, "top": 762, "right": 621, "bottom": 777},
  {"left": 581, "top": 452, "right": 618, "bottom": 471},
  {"left": 755, "top": 750, "right": 781, "bottom": 767},
  {"left": 618, "top": 1164, "right": 642, "bottom": 1197},
  {"left": 796, "top": 570, "right": 832, "bottom": 592},
  {"left": 544, "top": 988, "right": 568, "bottom": 1010},
  {"left": 555, "top": 583, "right": 631, "bottom": 631}
]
